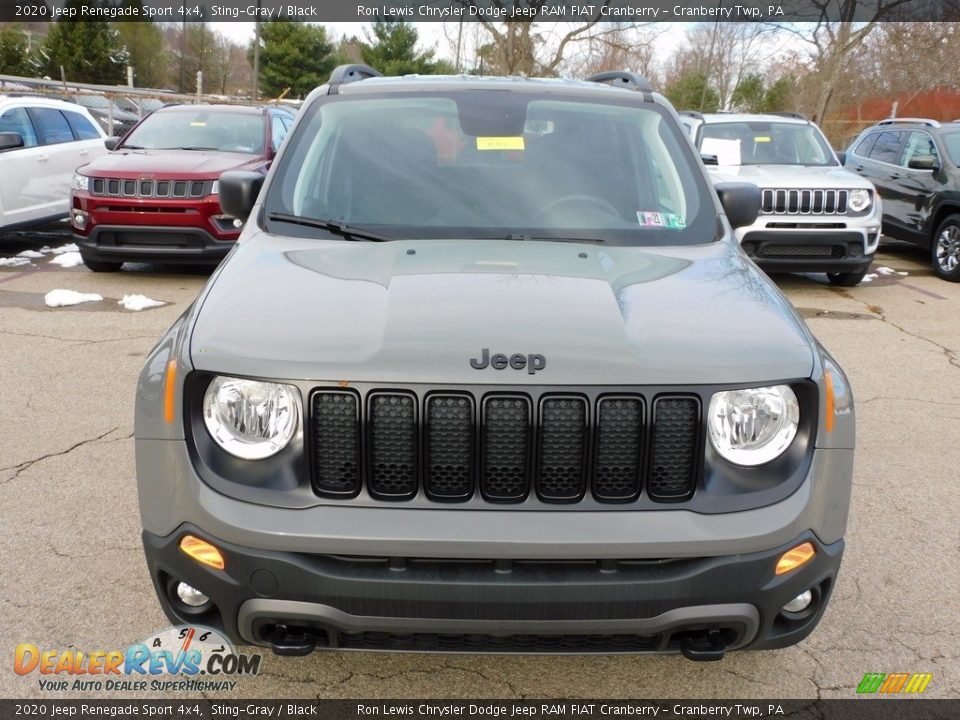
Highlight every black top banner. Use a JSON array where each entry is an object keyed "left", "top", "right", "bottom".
[{"left": 3, "top": 0, "right": 960, "bottom": 23}]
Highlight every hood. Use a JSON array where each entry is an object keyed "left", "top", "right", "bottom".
[
  {"left": 709, "top": 164, "right": 874, "bottom": 190},
  {"left": 79, "top": 149, "right": 263, "bottom": 178},
  {"left": 189, "top": 235, "right": 815, "bottom": 385}
]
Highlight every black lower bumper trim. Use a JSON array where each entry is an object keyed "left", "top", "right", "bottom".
[
  {"left": 142, "top": 525, "right": 843, "bottom": 655},
  {"left": 741, "top": 230, "right": 874, "bottom": 273},
  {"left": 75, "top": 226, "right": 233, "bottom": 266}
]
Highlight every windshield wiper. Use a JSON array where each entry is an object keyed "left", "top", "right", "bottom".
[
  {"left": 501, "top": 233, "right": 606, "bottom": 244},
  {"left": 267, "top": 213, "right": 394, "bottom": 242},
  {"left": 165, "top": 146, "right": 221, "bottom": 151}
]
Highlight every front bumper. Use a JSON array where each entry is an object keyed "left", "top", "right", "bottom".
[
  {"left": 143, "top": 525, "right": 842, "bottom": 655},
  {"left": 74, "top": 226, "right": 234, "bottom": 266}
]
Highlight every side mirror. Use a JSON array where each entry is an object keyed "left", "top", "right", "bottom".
[
  {"left": 0, "top": 132, "right": 24, "bottom": 152},
  {"left": 908, "top": 155, "right": 938, "bottom": 171},
  {"left": 700, "top": 153, "right": 719, "bottom": 166},
  {"left": 104, "top": 137, "right": 120, "bottom": 151},
  {"left": 715, "top": 181, "right": 761, "bottom": 230},
  {"left": 219, "top": 170, "right": 265, "bottom": 221},
  {"left": 835, "top": 151, "right": 847, "bottom": 165}
]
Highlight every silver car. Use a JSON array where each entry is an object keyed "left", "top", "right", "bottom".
[
  {"left": 681, "top": 111, "right": 882, "bottom": 286},
  {"left": 135, "top": 67, "right": 854, "bottom": 659}
]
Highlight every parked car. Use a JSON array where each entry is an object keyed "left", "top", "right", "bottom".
[
  {"left": 0, "top": 96, "right": 107, "bottom": 231},
  {"left": 681, "top": 111, "right": 882, "bottom": 286},
  {"left": 71, "top": 93, "right": 140, "bottom": 137},
  {"left": 843, "top": 118, "right": 960, "bottom": 281},
  {"left": 71, "top": 103, "right": 295, "bottom": 271},
  {"left": 135, "top": 66, "right": 855, "bottom": 659}
]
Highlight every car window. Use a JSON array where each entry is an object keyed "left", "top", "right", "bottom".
[
  {"left": 271, "top": 114, "right": 287, "bottom": 153},
  {"left": 853, "top": 132, "right": 878, "bottom": 158},
  {"left": 121, "top": 109, "right": 265, "bottom": 154},
  {"left": 699, "top": 121, "right": 836, "bottom": 166},
  {"left": 30, "top": 108, "right": 75, "bottom": 145},
  {"left": 942, "top": 132, "right": 960, "bottom": 165},
  {"left": 267, "top": 92, "right": 714, "bottom": 246},
  {"left": 63, "top": 110, "right": 101, "bottom": 140},
  {"left": 0, "top": 106, "right": 38, "bottom": 147},
  {"left": 867, "top": 131, "right": 903, "bottom": 164},
  {"left": 900, "top": 131, "right": 938, "bottom": 168}
]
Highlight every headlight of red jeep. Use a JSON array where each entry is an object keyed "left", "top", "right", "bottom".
[
  {"left": 707, "top": 385, "right": 800, "bottom": 466},
  {"left": 71, "top": 173, "right": 89, "bottom": 192},
  {"left": 202, "top": 376, "right": 300, "bottom": 460}
]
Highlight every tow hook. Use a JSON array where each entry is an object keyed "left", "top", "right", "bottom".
[
  {"left": 680, "top": 629, "right": 727, "bottom": 661},
  {"left": 269, "top": 624, "right": 317, "bottom": 656}
]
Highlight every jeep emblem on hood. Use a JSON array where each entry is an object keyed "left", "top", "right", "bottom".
[{"left": 470, "top": 349, "right": 546, "bottom": 374}]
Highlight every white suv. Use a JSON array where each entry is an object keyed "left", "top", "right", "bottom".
[
  {"left": 0, "top": 96, "right": 107, "bottom": 231},
  {"left": 681, "top": 112, "right": 881, "bottom": 286}
]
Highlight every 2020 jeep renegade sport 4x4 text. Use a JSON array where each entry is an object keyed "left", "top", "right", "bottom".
[{"left": 135, "top": 66, "right": 855, "bottom": 659}]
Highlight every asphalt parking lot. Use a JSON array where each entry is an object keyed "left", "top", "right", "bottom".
[{"left": 0, "top": 227, "right": 957, "bottom": 700}]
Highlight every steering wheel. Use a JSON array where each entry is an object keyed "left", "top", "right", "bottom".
[{"left": 532, "top": 195, "right": 621, "bottom": 222}]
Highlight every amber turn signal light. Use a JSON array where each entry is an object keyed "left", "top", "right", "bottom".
[
  {"left": 775, "top": 541, "right": 816, "bottom": 575},
  {"left": 179, "top": 535, "right": 225, "bottom": 570},
  {"left": 164, "top": 359, "right": 177, "bottom": 424}
]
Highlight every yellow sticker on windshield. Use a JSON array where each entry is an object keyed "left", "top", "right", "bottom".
[
  {"left": 754, "top": 136, "right": 771, "bottom": 142},
  {"left": 476, "top": 137, "right": 525, "bottom": 151},
  {"left": 190, "top": 121, "right": 207, "bottom": 127}
]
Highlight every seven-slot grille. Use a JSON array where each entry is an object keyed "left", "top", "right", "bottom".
[
  {"left": 90, "top": 177, "right": 212, "bottom": 199},
  {"left": 310, "top": 390, "right": 701, "bottom": 505},
  {"left": 761, "top": 188, "right": 848, "bottom": 215}
]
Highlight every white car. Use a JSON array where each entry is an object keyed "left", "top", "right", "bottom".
[
  {"left": 680, "top": 111, "right": 882, "bottom": 286},
  {"left": 0, "top": 96, "right": 108, "bottom": 231}
]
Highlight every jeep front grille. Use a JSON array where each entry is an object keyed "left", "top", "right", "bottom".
[
  {"left": 310, "top": 389, "right": 702, "bottom": 505},
  {"left": 761, "top": 188, "right": 847, "bottom": 215},
  {"left": 90, "top": 177, "right": 212, "bottom": 199}
]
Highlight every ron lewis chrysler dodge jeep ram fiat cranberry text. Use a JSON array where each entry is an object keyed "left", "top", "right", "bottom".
[{"left": 135, "top": 66, "right": 855, "bottom": 659}]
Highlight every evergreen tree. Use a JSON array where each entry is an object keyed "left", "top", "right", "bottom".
[
  {"left": 42, "top": 1, "right": 126, "bottom": 84},
  {"left": 0, "top": 24, "right": 32, "bottom": 77},
  {"left": 731, "top": 74, "right": 766, "bottom": 113},
  {"left": 664, "top": 71, "right": 720, "bottom": 113},
  {"left": 113, "top": 17, "right": 167, "bottom": 89},
  {"left": 252, "top": 21, "right": 336, "bottom": 99},
  {"left": 359, "top": 21, "right": 448, "bottom": 76},
  {"left": 761, "top": 77, "right": 795, "bottom": 113}
]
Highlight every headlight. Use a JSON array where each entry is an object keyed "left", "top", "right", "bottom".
[
  {"left": 708, "top": 385, "right": 799, "bottom": 466},
  {"left": 847, "top": 189, "right": 871, "bottom": 213},
  {"left": 72, "top": 174, "right": 89, "bottom": 192},
  {"left": 203, "top": 376, "right": 300, "bottom": 460},
  {"left": 210, "top": 180, "right": 219, "bottom": 195}
]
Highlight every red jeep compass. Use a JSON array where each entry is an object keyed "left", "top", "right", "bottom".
[{"left": 72, "top": 104, "right": 294, "bottom": 271}]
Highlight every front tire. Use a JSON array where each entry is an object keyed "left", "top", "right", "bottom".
[
  {"left": 932, "top": 215, "right": 960, "bottom": 282},
  {"left": 82, "top": 255, "right": 122, "bottom": 273},
  {"left": 826, "top": 268, "right": 868, "bottom": 287}
]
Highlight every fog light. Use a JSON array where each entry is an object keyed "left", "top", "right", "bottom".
[
  {"left": 72, "top": 211, "right": 87, "bottom": 229},
  {"left": 232, "top": 218, "right": 243, "bottom": 228},
  {"left": 782, "top": 589, "right": 813, "bottom": 613},
  {"left": 175, "top": 582, "right": 210, "bottom": 608}
]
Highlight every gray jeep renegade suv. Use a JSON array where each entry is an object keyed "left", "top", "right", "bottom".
[{"left": 135, "top": 66, "right": 854, "bottom": 660}]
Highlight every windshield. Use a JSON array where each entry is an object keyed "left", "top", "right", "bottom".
[
  {"left": 700, "top": 121, "right": 837, "bottom": 167},
  {"left": 265, "top": 91, "right": 714, "bottom": 245},
  {"left": 120, "top": 109, "right": 264, "bottom": 153},
  {"left": 942, "top": 132, "right": 960, "bottom": 165}
]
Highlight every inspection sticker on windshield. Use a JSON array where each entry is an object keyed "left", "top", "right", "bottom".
[
  {"left": 754, "top": 136, "right": 771, "bottom": 142},
  {"left": 190, "top": 121, "right": 207, "bottom": 127},
  {"left": 476, "top": 137, "right": 525, "bottom": 151},
  {"left": 638, "top": 211, "right": 685, "bottom": 229}
]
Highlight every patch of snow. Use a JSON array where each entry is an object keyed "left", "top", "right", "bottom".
[
  {"left": 0, "top": 257, "right": 34, "bottom": 267},
  {"left": 897, "top": 271, "right": 909, "bottom": 276},
  {"left": 44, "top": 289, "right": 103, "bottom": 307},
  {"left": 118, "top": 294, "right": 166, "bottom": 311},
  {"left": 17, "top": 250, "right": 44, "bottom": 258},
  {"left": 875, "top": 266, "right": 897, "bottom": 275},
  {"left": 861, "top": 274, "right": 877, "bottom": 282},
  {"left": 47, "top": 243, "right": 79, "bottom": 255},
  {"left": 49, "top": 252, "right": 84, "bottom": 268}
]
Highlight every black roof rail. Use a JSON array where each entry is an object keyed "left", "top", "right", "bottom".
[
  {"left": 770, "top": 111, "right": 807, "bottom": 120},
  {"left": 328, "top": 64, "right": 383, "bottom": 86},
  {"left": 678, "top": 110, "right": 704, "bottom": 119},
  {"left": 877, "top": 117, "right": 940, "bottom": 128},
  {"left": 585, "top": 70, "right": 654, "bottom": 94}
]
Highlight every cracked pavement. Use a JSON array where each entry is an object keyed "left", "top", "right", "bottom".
[{"left": 0, "top": 234, "right": 957, "bottom": 699}]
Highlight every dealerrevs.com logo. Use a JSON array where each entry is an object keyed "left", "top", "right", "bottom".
[
  {"left": 14, "top": 626, "right": 262, "bottom": 693},
  {"left": 856, "top": 672, "right": 933, "bottom": 695}
]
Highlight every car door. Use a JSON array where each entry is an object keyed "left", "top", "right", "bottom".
[
  {"left": 0, "top": 105, "right": 47, "bottom": 228},
  {"left": 895, "top": 130, "right": 945, "bottom": 244},
  {"left": 25, "top": 106, "right": 90, "bottom": 223},
  {"left": 848, "top": 130, "right": 907, "bottom": 236}
]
